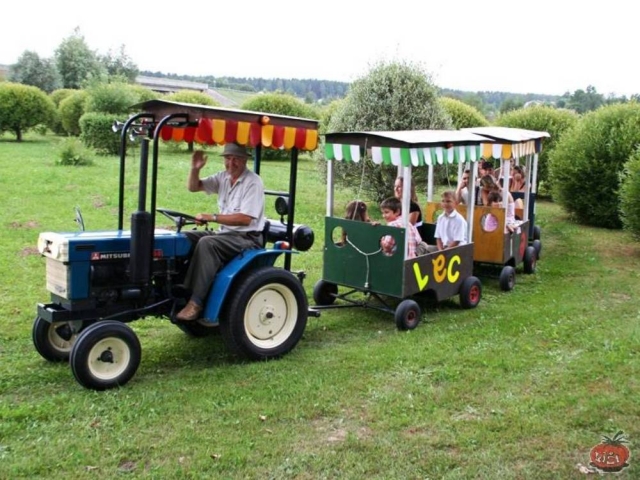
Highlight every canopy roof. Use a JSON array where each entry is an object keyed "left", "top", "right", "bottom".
[
  {"left": 324, "top": 129, "right": 491, "bottom": 166},
  {"left": 324, "top": 127, "right": 550, "bottom": 165},
  {"left": 133, "top": 99, "right": 319, "bottom": 151},
  {"left": 464, "top": 127, "right": 550, "bottom": 160}
]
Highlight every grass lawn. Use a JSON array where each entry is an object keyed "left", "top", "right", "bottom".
[{"left": 0, "top": 132, "right": 639, "bottom": 479}]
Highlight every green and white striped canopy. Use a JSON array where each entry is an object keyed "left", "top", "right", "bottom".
[{"left": 324, "top": 143, "right": 483, "bottom": 166}]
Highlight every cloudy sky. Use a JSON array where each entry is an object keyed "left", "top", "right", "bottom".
[{"left": 2, "top": 0, "right": 637, "bottom": 97}]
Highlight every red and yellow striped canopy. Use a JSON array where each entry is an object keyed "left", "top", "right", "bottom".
[{"left": 160, "top": 117, "right": 318, "bottom": 151}]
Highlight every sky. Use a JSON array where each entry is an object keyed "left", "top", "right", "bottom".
[{"left": 2, "top": 0, "right": 638, "bottom": 97}]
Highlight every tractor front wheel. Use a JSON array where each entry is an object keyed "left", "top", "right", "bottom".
[
  {"left": 32, "top": 316, "right": 90, "bottom": 362},
  {"left": 70, "top": 321, "right": 141, "bottom": 391},
  {"left": 220, "top": 266, "right": 308, "bottom": 360}
]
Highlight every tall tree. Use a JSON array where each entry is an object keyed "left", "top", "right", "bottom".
[
  {"left": 9, "top": 51, "right": 60, "bottom": 93},
  {"left": 55, "top": 28, "right": 103, "bottom": 89},
  {"left": 99, "top": 45, "right": 139, "bottom": 83},
  {"left": 565, "top": 85, "right": 604, "bottom": 113}
]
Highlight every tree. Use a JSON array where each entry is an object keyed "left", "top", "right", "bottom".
[
  {"left": 550, "top": 103, "right": 640, "bottom": 229},
  {"left": 440, "top": 97, "right": 489, "bottom": 129},
  {"left": 98, "top": 45, "right": 139, "bottom": 83},
  {"left": 0, "top": 83, "right": 56, "bottom": 141},
  {"left": 496, "top": 105, "right": 578, "bottom": 194},
  {"left": 499, "top": 96, "right": 525, "bottom": 114},
  {"left": 327, "top": 60, "right": 451, "bottom": 202},
  {"left": 9, "top": 50, "right": 60, "bottom": 93},
  {"left": 565, "top": 85, "right": 604, "bottom": 113},
  {"left": 55, "top": 28, "right": 104, "bottom": 89}
]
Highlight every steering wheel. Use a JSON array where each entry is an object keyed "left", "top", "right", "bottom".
[{"left": 156, "top": 208, "right": 206, "bottom": 232}]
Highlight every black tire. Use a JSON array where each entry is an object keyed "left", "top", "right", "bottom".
[
  {"left": 70, "top": 321, "right": 141, "bottom": 391},
  {"left": 313, "top": 280, "right": 338, "bottom": 306},
  {"left": 459, "top": 276, "right": 482, "bottom": 309},
  {"left": 523, "top": 246, "right": 537, "bottom": 274},
  {"left": 32, "top": 317, "right": 89, "bottom": 362},
  {"left": 533, "top": 225, "right": 541, "bottom": 241},
  {"left": 499, "top": 266, "right": 516, "bottom": 292},
  {"left": 176, "top": 321, "right": 220, "bottom": 338},
  {"left": 220, "top": 266, "right": 308, "bottom": 360},
  {"left": 532, "top": 239, "right": 542, "bottom": 260},
  {"left": 394, "top": 300, "right": 421, "bottom": 330}
]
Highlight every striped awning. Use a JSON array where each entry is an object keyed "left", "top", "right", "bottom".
[
  {"left": 325, "top": 143, "right": 483, "bottom": 165},
  {"left": 160, "top": 118, "right": 318, "bottom": 151}
]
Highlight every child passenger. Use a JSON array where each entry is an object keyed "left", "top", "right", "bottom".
[
  {"left": 379, "top": 197, "right": 430, "bottom": 258},
  {"left": 487, "top": 191, "right": 520, "bottom": 233},
  {"left": 434, "top": 191, "right": 467, "bottom": 250},
  {"left": 341, "top": 200, "right": 370, "bottom": 245}
]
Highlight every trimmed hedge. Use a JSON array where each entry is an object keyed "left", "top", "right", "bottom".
[
  {"left": 619, "top": 148, "right": 640, "bottom": 237},
  {"left": 550, "top": 103, "right": 640, "bottom": 229},
  {"left": 439, "top": 97, "right": 488, "bottom": 129},
  {"left": 496, "top": 106, "right": 578, "bottom": 195},
  {"left": 59, "top": 90, "right": 88, "bottom": 136},
  {"left": 80, "top": 112, "right": 122, "bottom": 155}
]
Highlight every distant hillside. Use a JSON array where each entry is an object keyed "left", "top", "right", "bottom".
[
  {"left": 139, "top": 70, "right": 561, "bottom": 114},
  {"left": 140, "top": 71, "right": 349, "bottom": 103}
]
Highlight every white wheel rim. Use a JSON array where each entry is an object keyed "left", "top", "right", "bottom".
[
  {"left": 48, "top": 321, "right": 82, "bottom": 353},
  {"left": 244, "top": 283, "right": 298, "bottom": 348},
  {"left": 87, "top": 337, "right": 131, "bottom": 380}
]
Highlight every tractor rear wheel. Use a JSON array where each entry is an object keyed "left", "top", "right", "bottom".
[
  {"left": 220, "top": 266, "right": 307, "bottom": 360},
  {"left": 70, "top": 321, "right": 141, "bottom": 390}
]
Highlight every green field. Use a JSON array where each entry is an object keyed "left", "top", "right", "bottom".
[{"left": 0, "top": 132, "right": 638, "bottom": 479}]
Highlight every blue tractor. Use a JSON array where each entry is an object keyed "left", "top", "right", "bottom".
[{"left": 33, "top": 100, "right": 318, "bottom": 390}]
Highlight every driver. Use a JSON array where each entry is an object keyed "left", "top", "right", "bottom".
[{"left": 176, "top": 143, "right": 265, "bottom": 322}]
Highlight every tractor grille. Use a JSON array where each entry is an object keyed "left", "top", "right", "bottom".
[{"left": 46, "top": 258, "right": 70, "bottom": 298}]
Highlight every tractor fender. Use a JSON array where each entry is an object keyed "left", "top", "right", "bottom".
[{"left": 201, "top": 248, "right": 297, "bottom": 323}]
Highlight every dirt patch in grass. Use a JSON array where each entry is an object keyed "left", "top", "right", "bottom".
[
  {"left": 9, "top": 220, "right": 39, "bottom": 229},
  {"left": 20, "top": 246, "right": 40, "bottom": 256}
]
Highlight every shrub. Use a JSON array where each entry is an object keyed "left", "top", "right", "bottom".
[
  {"left": 496, "top": 106, "right": 578, "bottom": 195},
  {"left": 57, "top": 138, "right": 93, "bottom": 166},
  {"left": 319, "top": 99, "right": 344, "bottom": 134},
  {"left": 326, "top": 60, "right": 451, "bottom": 202},
  {"left": 79, "top": 112, "right": 122, "bottom": 155},
  {"left": 619, "top": 148, "right": 640, "bottom": 237},
  {"left": 128, "top": 85, "right": 159, "bottom": 104},
  {"left": 241, "top": 93, "right": 319, "bottom": 159},
  {"left": 49, "top": 89, "right": 76, "bottom": 135},
  {"left": 550, "top": 103, "right": 640, "bottom": 229},
  {"left": 84, "top": 81, "right": 138, "bottom": 114},
  {"left": 0, "top": 82, "right": 56, "bottom": 141},
  {"left": 439, "top": 97, "right": 489, "bottom": 129},
  {"left": 165, "top": 91, "right": 219, "bottom": 106},
  {"left": 59, "top": 90, "right": 88, "bottom": 136}
]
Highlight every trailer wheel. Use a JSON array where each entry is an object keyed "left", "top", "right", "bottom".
[
  {"left": 499, "top": 266, "right": 516, "bottom": 292},
  {"left": 220, "top": 266, "right": 307, "bottom": 360},
  {"left": 532, "top": 239, "right": 542, "bottom": 260},
  {"left": 32, "top": 317, "right": 89, "bottom": 362},
  {"left": 313, "top": 280, "right": 338, "bottom": 306},
  {"left": 533, "top": 225, "right": 541, "bottom": 240},
  {"left": 395, "top": 300, "right": 421, "bottom": 330},
  {"left": 70, "top": 321, "right": 141, "bottom": 391},
  {"left": 523, "top": 246, "right": 537, "bottom": 274},
  {"left": 459, "top": 276, "right": 482, "bottom": 309}
]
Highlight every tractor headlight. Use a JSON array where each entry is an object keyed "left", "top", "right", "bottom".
[{"left": 37, "top": 236, "right": 48, "bottom": 254}]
